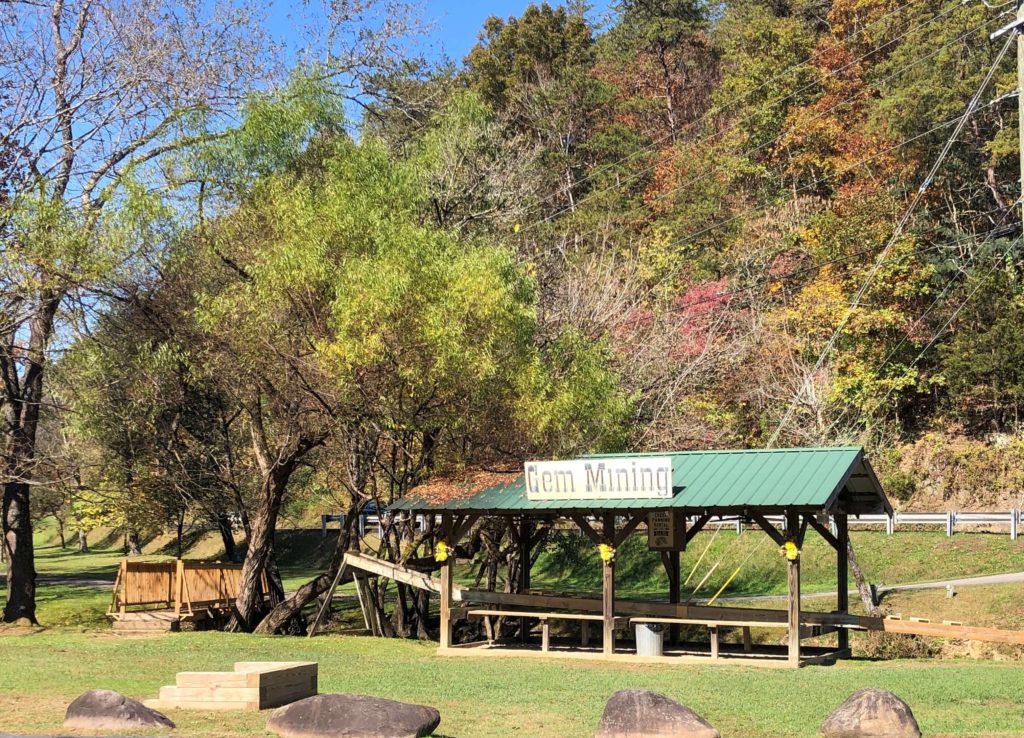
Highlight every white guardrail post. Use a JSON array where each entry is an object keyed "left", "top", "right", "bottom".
[
  {"left": 947, "top": 511, "right": 955, "bottom": 537},
  {"left": 1011, "top": 509, "right": 1019, "bottom": 541}
]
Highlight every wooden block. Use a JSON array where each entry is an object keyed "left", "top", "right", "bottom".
[
  {"left": 159, "top": 686, "right": 260, "bottom": 702},
  {"left": 176, "top": 671, "right": 250, "bottom": 688},
  {"left": 144, "top": 698, "right": 260, "bottom": 711}
]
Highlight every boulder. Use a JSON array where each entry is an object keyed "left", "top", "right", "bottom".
[
  {"left": 63, "top": 688, "right": 175, "bottom": 731},
  {"left": 595, "top": 689, "right": 719, "bottom": 738},
  {"left": 267, "top": 693, "right": 441, "bottom": 738},
  {"left": 821, "top": 688, "right": 922, "bottom": 738}
]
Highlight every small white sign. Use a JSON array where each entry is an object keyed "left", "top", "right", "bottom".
[
  {"left": 647, "top": 511, "right": 680, "bottom": 550},
  {"left": 524, "top": 457, "right": 674, "bottom": 500}
]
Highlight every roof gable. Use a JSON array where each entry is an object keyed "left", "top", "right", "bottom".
[{"left": 392, "top": 447, "right": 891, "bottom": 516}]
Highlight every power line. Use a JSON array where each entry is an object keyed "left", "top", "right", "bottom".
[
  {"left": 829, "top": 211, "right": 1022, "bottom": 438},
  {"left": 765, "top": 29, "right": 1017, "bottom": 447}
]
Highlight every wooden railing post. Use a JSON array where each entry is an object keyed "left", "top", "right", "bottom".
[{"left": 174, "top": 559, "right": 184, "bottom": 617}]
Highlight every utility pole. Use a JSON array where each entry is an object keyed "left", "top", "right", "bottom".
[
  {"left": 1019, "top": 2, "right": 1024, "bottom": 229},
  {"left": 993, "top": 10, "right": 1024, "bottom": 224}
]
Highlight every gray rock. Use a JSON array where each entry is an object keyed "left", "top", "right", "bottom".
[
  {"left": 266, "top": 693, "right": 441, "bottom": 738},
  {"left": 821, "top": 688, "right": 922, "bottom": 738},
  {"left": 63, "top": 689, "right": 175, "bottom": 731},
  {"left": 595, "top": 689, "right": 719, "bottom": 738}
]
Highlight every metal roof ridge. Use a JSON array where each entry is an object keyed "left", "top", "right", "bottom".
[{"left": 581, "top": 446, "right": 863, "bottom": 458}]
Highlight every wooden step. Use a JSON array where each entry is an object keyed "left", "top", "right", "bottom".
[
  {"left": 176, "top": 671, "right": 251, "bottom": 688},
  {"left": 160, "top": 685, "right": 260, "bottom": 702},
  {"left": 150, "top": 661, "right": 317, "bottom": 710},
  {"left": 144, "top": 697, "right": 260, "bottom": 711}
]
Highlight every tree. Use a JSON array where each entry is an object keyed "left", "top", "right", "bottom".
[{"left": 0, "top": 0, "right": 270, "bottom": 622}]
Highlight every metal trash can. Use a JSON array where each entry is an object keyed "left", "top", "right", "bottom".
[{"left": 635, "top": 622, "right": 664, "bottom": 657}]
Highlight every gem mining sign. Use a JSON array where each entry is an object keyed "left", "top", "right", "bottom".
[{"left": 524, "top": 457, "right": 674, "bottom": 501}]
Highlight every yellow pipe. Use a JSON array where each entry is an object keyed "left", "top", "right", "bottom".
[{"left": 707, "top": 565, "right": 742, "bottom": 606}]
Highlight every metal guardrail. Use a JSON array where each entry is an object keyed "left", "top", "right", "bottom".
[
  {"left": 321, "top": 509, "right": 1023, "bottom": 541},
  {"left": 844, "top": 510, "right": 1021, "bottom": 539}
]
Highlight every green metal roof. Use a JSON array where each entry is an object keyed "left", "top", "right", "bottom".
[{"left": 392, "top": 447, "right": 891, "bottom": 516}]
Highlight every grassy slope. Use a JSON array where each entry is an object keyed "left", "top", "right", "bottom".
[
  {"left": 0, "top": 631, "right": 1021, "bottom": 738},
  {"left": 530, "top": 529, "right": 1024, "bottom": 599}
]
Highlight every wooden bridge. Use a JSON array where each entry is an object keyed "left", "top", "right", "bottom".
[{"left": 108, "top": 559, "right": 264, "bottom": 632}]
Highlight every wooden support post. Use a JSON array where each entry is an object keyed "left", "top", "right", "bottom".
[
  {"left": 353, "top": 574, "right": 372, "bottom": 631},
  {"left": 541, "top": 619, "right": 550, "bottom": 652},
  {"left": 665, "top": 550, "right": 681, "bottom": 646},
  {"left": 836, "top": 513, "right": 850, "bottom": 654},
  {"left": 439, "top": 513, "right": 453, "bottom": 649},
  {"left": 742, "top": 626, "right": 752, "bottom": 653},
  {"left": 602, "top": 512, "right": 616, "bottom": 657},
  {"left": 519, "top": 517, "right": 532, "bottom": 644},
  {"left": 709, "top": 625, "right": 719, "bottom": 660},
  {"left": 786, "top": 512, "right": 801, "bottom": 667},
  {"left": 581, "top": 620, "right": 590, "bottom": 647}
]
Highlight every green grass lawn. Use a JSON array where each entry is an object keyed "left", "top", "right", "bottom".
[
  {"left": 0, "top": 630, "right": 1020, "bottom": 737},
  {"left": 5, "top": 523, "right": 1023, "bottom": 737}
]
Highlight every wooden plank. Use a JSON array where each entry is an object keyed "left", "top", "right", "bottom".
[
  {"left": 806, "top": 514, "right": 840, "bottom": 551},
  {"left": 144, "top": 698, "right": 260, "bottom": 711},
  {"left": 877, "top": 619, "right": 1024, "bottom": 645},
  {"left": 684, "top": 514, "right": 713, "bottom": 545},
  {"left": 630, "top": 617, "right": 790, "bottom": 628},
  {"left": 176, "top": 672, "right": 251, "bottom": 688},
  {"left": 467, "top": 610, "right": 606, "bottom": 621},
  {"left": 749, "top": 514, "right": 786, "bottom": 547},
  {"left": 343, "top": 552, "right": 452, "bottom": 594},
  {"left": 613, "top": 514, "right": 645, "bottom": 546},
  {"left": 569, "top": 514, "right": 603, "bottom": 546},
  {"left": 160, "top": 686, "right": 260, "bottom": 702}
]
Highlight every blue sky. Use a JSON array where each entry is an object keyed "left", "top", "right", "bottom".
[
  {"left": 415, "top": 0, "right": 614, "bottom": 61},
  {"left": 266, "top": 1, "right": 614, "bottom": 67}
]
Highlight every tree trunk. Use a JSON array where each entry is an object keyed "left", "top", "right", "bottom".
[
  {"left": 231, "top": 482, "right": 281, "bottom": 630},
  {"left": 216, "top": 512, "right": 238, "bottom": 562},
  {"left": 78, "top": 530, "right": 89, "bottom": 553},
  {"left": 1, "top": 293, "right": 59, "bottom": 624},
  {"left": 847, "top": 538, "right": 880, "bottom": 617},
  {"left": 56, "top": 518, "right": 66, "bottom": 549},
  {"left": 253, "top": 501, "right": 360, "bottom": 635},
  {"left": 2, "top": 478, "right": 36, "bottom": 623},
  {"left": 125, "top": 527, "right": 142, "bottom": 557}
]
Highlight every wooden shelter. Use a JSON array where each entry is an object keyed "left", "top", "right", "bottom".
[{"left": 390, "top": 446, "right": 893, "bottom": 667}]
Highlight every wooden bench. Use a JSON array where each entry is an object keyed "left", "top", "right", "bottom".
[
  {"left": 630, "top": 617, "right": 837, "bottom": 658},
  {"left": 467, "top": 609, "right": 628, "bottom": 651}
]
